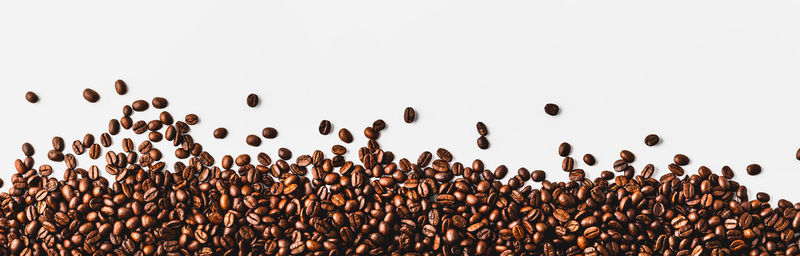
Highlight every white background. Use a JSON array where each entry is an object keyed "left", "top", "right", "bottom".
[{"left": 1, "top": 2, "right": 800, "bottom": 203}]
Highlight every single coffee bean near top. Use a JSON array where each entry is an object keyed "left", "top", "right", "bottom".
[
  {"left": 213, "top": 128, "right": 228, "bottom": 139},
  {"left": 404, "top": 107, "right": 416, "bottom": 123},
  {"left": 24, "top": 91, "right": 38, "bottom": 103},
  {"left": 245, "top": 134, "right": 261, "bottom": 146},
  {"left": 644, "top": 134, "right": 660, "bottom": 146},
  {"left": 476, "top": 122, "right": 488, "bottom": 136},
  {"left": 558, "top": 142, "right": 571, "bottom": 157},
  {"left": 114, "top": 79, "right": 127, "bottom": 95},
  {"left": 132, "top": 100, "right": 149, "bottom": 111},
  {"left": 544, "top": 103, "right": 559, "bottom": 116},
  {"left": 319, "top": 120, "right": 332, "bottom": 135},
  {"left": 246, "top": 93, "right": 259, "bottom": 107},
  {"left": 673, "top": 154, "right": 690, "bottom": 165},
  {"left": 262, "top": 127, "right": 278, "bottom": 139},
  {"left": 477, "top": 136, "right": 489, "bottom": 149},
  {"left": 82, "top": 88, "right": 100, "bottom": 102},
  {"left": 747, "top": 164, "right": 762, "bottom": 175},
  {"left": 338, "top": 128, "right": 353, "bottom": 143},
  {"left": 151, "top": 97, "right": 168, "bottom": 109},
  {"left": 583, "top": 154, "right": 596, "bottom": 166}
]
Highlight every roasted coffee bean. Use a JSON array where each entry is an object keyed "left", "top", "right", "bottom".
[
  {"left": 246, "top": 93, "right": 259, "bottom": 107},
  {"left": 558, "top": 142, "right": 571, "bottom": 157},
  {"left": 620, "top": 150, "right": 635, "bottom": 163},
  {"left": 721, "top": 165, "right": 734, "bottom": 179},
  {"left": 246, "top": 135, "right": 261, "bottom": 146},
  {"left": 404, "top": 107, "right": 416, "bottom": 123},
  {"left": 582, "top": 154, "right": 595, "bottom": 166},
  {"left": 88, "top": 144, "right": 101, "bottom": 159},
  {"left": 82, "top": 133, "right": 95, "bottom": 147},
  {"left": 213, "top": 128, "right": 228, "bottom": 139},
  {"left": 21, "top": 142, "right": 34, "bottom": 156},
  {"left": 613, "top": 159, "right": 627, "bottom": 172},
  {"left": 278, "top": 148, "right": 292, "bottom": 160},
  {"left": 747, "top": 164, "right": 761, "bottom": 175},
  {"left": 544, "top": 103, "right": 559, "bottom": 116},
  {"left": 262, "top": 127, "right": 278, "bottom": 139},
  {"left": 100, "top": 133, "right": 112, "bottom": 147},
  {"left": 668, "top": 163, "right": 684, "bottom": 176},
  {"left": 108, "top": 119, "right": 120, "bottom": 135},
  {"left": 363, "top": 127, "right": 379, "bottom": 140},
  {"left": 132, "top": 99, "right": 149, "bottom": 111},
  {"left": 72, "top": 140, "right": 85, "bottom": 155},
  {"left": 185, "top": 114, "right": 199, "bottom": 125},
  {"left": 436, "top": 148, "right": 453, "bottom": 162},
  {"left": 25, "top": 91, "right": 38, "bottom": 103},
  {"left": 52, "top": 136, "right": 64, "bottom": 151},
  {"left": 82, "top": 88, "right": 100, "bottom": 102},
  {"left": 338, "top": 128, "right": 353, "bottom": 143},
  {"left": 644, "top": 134, "right": 660, "bottom": 146},
  {"left": 531, "top": 170, "right": 546, "bottom": 182},
  {"left": 756, "top": 192, "right": 770, "bottom": 202},
  {"left": 331, "top": 145, "right": 346, "bottom": 155},
  {"left": 151, "top": 97, "right": 168, "bottom": 109},
  {"left": 477, "top": 136, "right": 489, "bottom": 149},
  {"left": 372, "top": 119, "right": 386, "bottom": 131},
  {"left": 674, "top": 154, "right": 690, "bottom": 166},
  {"left": 476, "top": 122, "right": 488, "bottom": 136},
  {"left": 114, "top": 79, "right": 127, "bottom": 95},
  {"left": 319, "top": 120, "right": 332, "bottom": 135}
]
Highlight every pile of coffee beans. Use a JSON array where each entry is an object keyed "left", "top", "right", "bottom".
[{"left": 4, "top": 83, "right": 798, "bottom": 256}]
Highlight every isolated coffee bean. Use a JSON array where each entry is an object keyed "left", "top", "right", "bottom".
[
  {"left": 558, "top": 142, "right": 571, "bottom": 157},
  {"left": 746, "top": 164, "right": 761, "bottom": 175},
  {"left": 25, "top": 91, "right": 38, "bottom": 103},
  {"left": 476, "top": 122, "right": 488, "bottom": 136},
  {"left": 319, "top": 120, "right": 332, "bottom": 135},
  {"left": 108, "top": 119, "right": 120, "bottom": 135},
  {"left": 52, "top": 136, "right": 64, "bottom": 152},
  {"left": 132, "top": 100, "right": 149, "bottom": 111},
  {"left": 331, "top": 145, "right": 346, "bottom": 155},
  {"left": 721, "top": 165, "right": 734, "bottom": 179},
  {"left": 544, "top": 103, "right": 559, "bottom": 116},
  {"left": 82, "top": 88, "right": 100, "bottom": 102},
  {"left": 644, "top": 134, "right": 660, "bottom": 146},
  {"left": 21, "top": 143, "right": 34, "bottom": 157},
  {"left": 185, "top": 114, "right": 199, "bottom": 125},
  {"left": 262, "top": 127, "right": 278, "bottom": 139},
  {"left": 338, "top": 128, "right": 353, "bottom": 143},
  {"left": 278, "top": 148, "right": 292, "bottom": 160},
  {"left": 477, "top": 136, "right": 489, "bottom": 149},
  {"left": 582, "top": 154, "right": 595, "bottom": 166},
  {"left": 531, "top": 170, "right": 546, "bottom": 182},
  {"left": 674, "top": 154, "right": 689, "bottom": 166},
  {"left": 404, "top": 107, "right": 416, "bottom": 123},
  {"left": 372, "top": 119, "right": 386, "bottom": 131},
  {"left": 114, "top": 79, "right": 127, "bottom": 95},
  {"left": 214, "top": 128, "right": 228, "bottom": 139},
  {"left": 246, "top": 93, "right": 259, "bottom": 107},
  {"left": 620, "top": 150, "right": 635, "bottom": 163},
  {"left": 151, "top": 97, "right": 168, "bottom": 109},
  {"left": 100, "top": 133, "right": 112, "bottom": 147},
  {"left": 246, "top": 135, "right": 261, "bottom": 146},
  {"left": 83, "top": 133, "right": 95, "bottom": 147}
]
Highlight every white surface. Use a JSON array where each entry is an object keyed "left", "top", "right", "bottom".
[{"left": 2, "top": 2, "right": 800, "bottom": 203}]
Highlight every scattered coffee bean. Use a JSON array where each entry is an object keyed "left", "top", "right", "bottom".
[
  {"left": 674, "top": 154, "right": 690, "bottom": 166},
  {"left": 477, "top": 136, "right": 489, "bottom": 149},
  {"left": 747, "top": 164, "right": 761, "bottom": 175},
  {"left": 372, "top": 119, "right": 386, "bottom": 131},
  {"left": 52, "top": 136, "right": 64, "bottom": 151},
  {"left": 108, "top": 119, "right": 120, "bottom": 135},
  {"left": 756, "top": 192, "right": 771, "bottom": 202},
  {"left": 404, "top": 107, "right": 416, "bottom": 123},
  {"left": 82, "top": 88, "right": 100, "bottom": 102},
  {"left": 214, "top": 128, "right": 228, "bottom": 139},
  {"left": 132, "top": 99, "right": 149, "bottom": 111},
  {"left": 721, "top": 165, "right": 734, "bottom": 179},
  {"left": 331, "top": 145, "right": 347, "bottom": 155},
  {"left": 82, "top": 133, "right": 95, "bottom": 147},
  {"left": 24, "top": 91, "right": 38, "bottom": 103},
  {"left": 262, "top": 127, "right": 278, "bottom": 139},
  {"left": 246, "top": 93, "right": 259, "bottom": 107},
  {"left": 338, "top": 128, "right": 353, "bottom": 143},
  {"left": 114, "top": 79, "right": 127, "bottom": 95},
  {"left": 644, "top": 134, "right": 660, "bottom": 146},
  {"left": 620, "top": 150, "right": 635, "bottom": 163},
  {"left": 185, "top": 114, "right": 199, "bottom": 125},
  {"left": 245, "top": 134, "right": 261, "bottom": 146},
  {"left": 151, "top": 97, "right": 168, "bottom": 109},
  {"left": 558, "top": 142, "right": 571, "bottom": 157},
  {"left": 21, "top": 143, "right": 34, "bottom": 156},
  {"left": 476, "top": 122, "right": 488, "bottom": 136},
  {"left": 100, "top": 133, "right": 112, "bottom": 147},
  {"left": 319, "top": 120, "right": 332, "bottom": 135},
  {"left": 544, "top": 103, "right": 559, "bottom": 116},
  {"left": 582, "top": 154, "right": 595, "bottom": 166},
  {"left": 278, "top": 148, "right": 292, "bottom": 160}
]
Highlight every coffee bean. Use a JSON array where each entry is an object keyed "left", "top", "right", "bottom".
[
  {"left": 72, "top": 140, "right": 85, "bottom": 155},
  {"left": 558, "top": 142, "right": 571, "bottom": 157},
  {"left": 246, "top": 93, "right": 259, "bottom": 107},
  {"left": 151, "top": 97, "right": 168, "bottom": 109},
  {"left": 278, "top": 148, "right": 292, "bottom": 160},
  {"left": 185, "top": 114, "right": 199, "bottom": 125},
  {"left": 108, "top": 119, "right": 120, "bottom": 135},
  {"left": 100, "top": 133, "right": 112, "bottom": 147},
  {"left": 756, "top": 192, "right": 770, "bottom": 202},
  {"left": 82, "top": 133, "right": 95, "bottom": 147},
  {"left": 641, "top": 163, "right": 654, "bottom": 178},
  {"left": 82, "top": 88, "right": 100, "bottom": 102},
  {"left": 114, "top": 79, "right": 127, "bottom": 95},
  {"left": 531, "top": 170, "right": 546, "bottom": 182},
  {"left": 668, "top": 163, "right": 685, "bottom": 176},
  {"left": 338, "top": 128, "right": 353, "bottom": 143},
  {"left": 262, "top": 127, "right": 278, "bottom": 139},
  {"left": 52, "top": 136, "right": 64, "bottom": 151},
  {"left": 331, "top": 145, "right": 346, "bottom": 155},
  {"left": 132, "top": 100, "right": 149, "bottom": 111},
  {"left": 25, "top": 91, "right": 38, "bottom": 103},
  {"left": 477, "top": 136, "right": 489, "bottom": 149},
  {"left": 544, "top": 103, "right": 559, "bottom": 116},
  {"left": 404, "top": 107, "right": 416, "bottom": 123},
  {"left": 476, "top": 122, "right": 488, "bottom": 136},
  {"left": 721, "top": 165, "right": 734, "bottom": 179},
  {"left": 21, "top": 143, "right": 34, "bottom": 156},
  {"left": 613, "top": 159, "right": 627, "bottom": 172},
  {"left": 246, "top": 135, "right": 261, "bottom": 146},
  {"left": 363, "top": 127, "right": 379, "bottom": 140},
  {"left": 644, "top": 134, "right": 660, "bottom": 146},
  {"left": 674, "top": 154, "right": 690, "bottom": 166},
  {"left": 317, "top": 120, "right": 333, "bottom": 135},
  {"left": 746, "top": 164, "right": 761, "bottom": 175},
  {"left": 620, "top": 150, "right": 635, "bottom": 163},
  {"left": 213, "top": 128, "right": 228, "bottom": 139},
  {"left": 372, "top": 119, "right": 386, "bottom": 131},
  {"left": 582, "top": 154, "right": 595, "bottom": 166},
  {"left": 88, "top": 144, "right": 101, "bottom": 159}
]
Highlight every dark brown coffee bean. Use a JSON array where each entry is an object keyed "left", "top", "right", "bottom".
[
  {"left": 544, "top": 103, "right": 559, "bottom": 116},
  {"left": 213, "top": 128, "right": 228, "bottom": 139},
  {"left": 641, "top": 163, "right": 654, "bottom": 179},
  {"left": 668, "top": 163, "right": 684, "bottom": 176},
  {"left": 674, "top": 154, "right": 690, "bottom": 166},
  {"left": 582, "top": 154, "right": 595, "bottom": 166},
  {"left": 531, "top": 170, "right": 546, "bottom": 182},
  {"left": 363, "top": 127, "right": 379, "bottom": 140},
  {"left": 644, "top": 134, "right": 660, "bottom": 146},
  {"left": 436, "top": 148, "right": 453, "bottom": 162},
  {"left": 184, "top": 114, "right": 199, "bottom": 125},
  {"left": 82, "top": 88, "right": 100, "bottom": 102},
  {"left": 52, "top": 136, "right": 64, "bottom": 151},
  {"left": 72, "top": 140, "right": 85, "bottom": 155},
  {"left": 372, "top": 119, "right": 386, "bottom": 131},
  {"left": 82, "top": 133, "right": 95, "bottom": 147},
  {"left": 721, "top": 165, "right": 734, "bottom": 179},
  {"left": 338, "top": 128, "right": 353, "bottom": 143},
  {"left": 47, "top": 150, "right": 64, "bottom": 161},
  {"left": 620, "top": 150, "right": 634, "bottom": 163},
  {"left": 331, "top": 145, "right": 346, "bottom": 155},
  {"left": 100, "top": 133, "right": 112, "bottom": 147},
  {"left": 756, "top": 192, "right": 770, "bottom": 202},
  {"left": 558, "top": 142, "right": 571, "bottom": 157},
  {"left": 88, "top": 144, "right": 101, "bottom": 159},
  {"left": 21, "top": 142, "right": 34, "bottom": 157},
  {"left": 319, "top": 120, "right": 332, "bottom": 135},
  {"left": 262, "top": 127, "right": 278, "bottom": 139},
  {"left": 477, "top": 136, "right": 489, "bottom": 149},
  {"left": 114, "top": 79, "right": 127, "bottom": 95},
  {"left": 151, "top": 97, "right": 168, "bottom": 109},
  {"left": 108, "top": 119, "right": 120, "bottom": 135},
  {"left": 120, "top": 116, "right": 133, "bottom": 129},
  {"left": 25, "top": 91, "right": 38, "bottom": 103},
  {"left": 246, "top": 93, "right": 259, "bottom": 107},
  {"left": 613, "top": 159, "right": 627, "bottom": 172},
  {"left": 132, "top": 100, "right": 149, "bottom": 111},
  {"left": 404, "top": 107, "right": 416, "bottom": 123},
  {"left": 278, "top": 148, "right": 292, "bottom": 160},
  {"left": 246, "top": 135, "right": 261, "bottom": 146},
  {"left": 476, "top": 122, "right": 488, "bottom": 136},
  {"left": 746, "top": 164, "right": 761, "bottom": 175}
]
